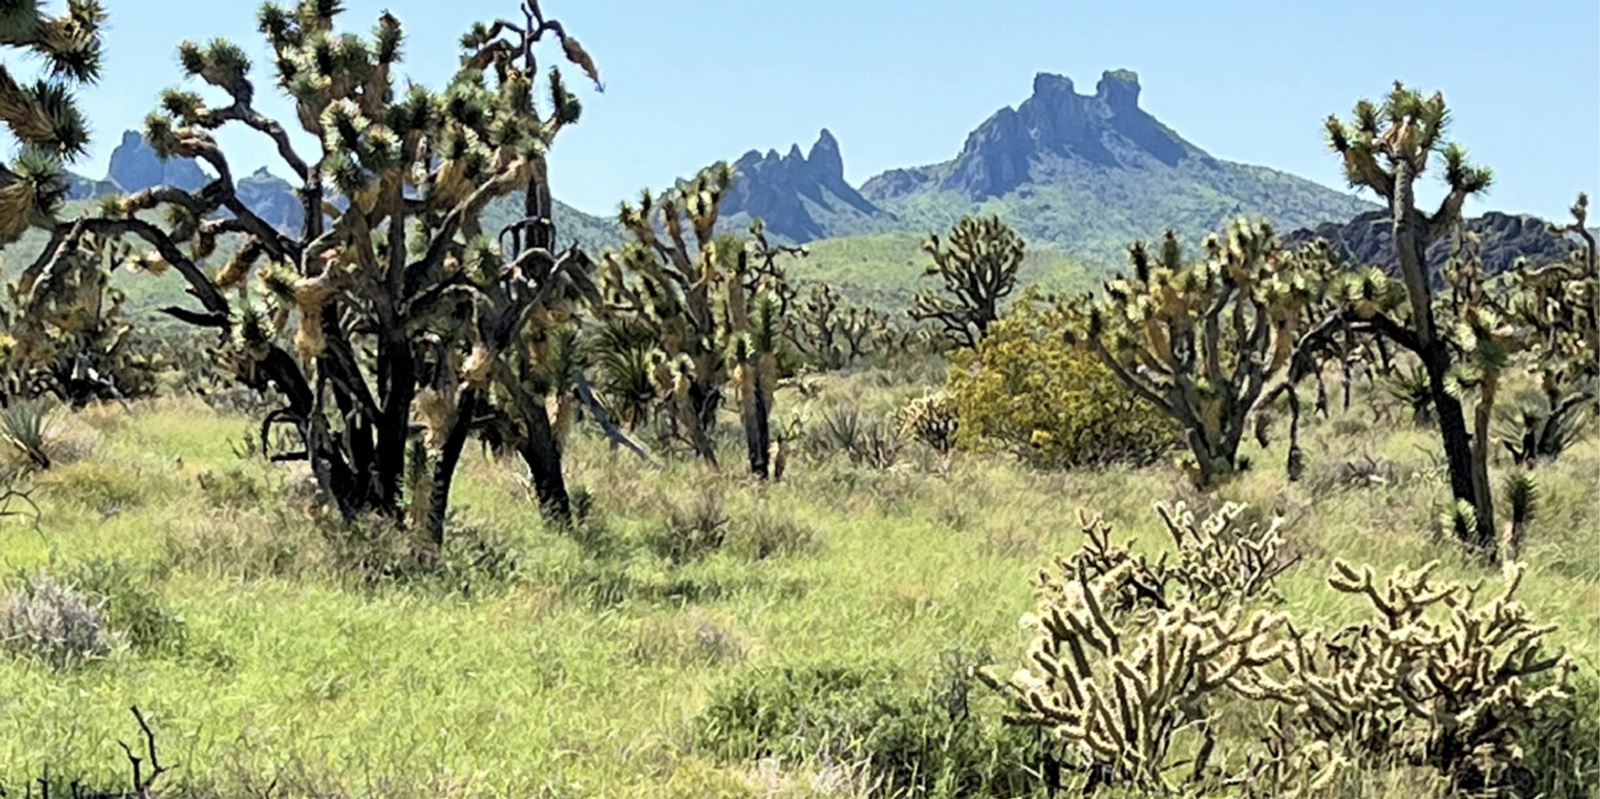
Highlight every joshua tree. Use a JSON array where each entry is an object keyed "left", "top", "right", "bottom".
[
  {"left": 788, "top": 281, "right": 889, "bottom": 370},
  {"left": 599, "top": 164, "right": 800, "bottom": 478},
  {"left": 28, "top": 0, "right": 603, "bottom": 539},
  {"left": 910, "top": 214, "right": 1022, "bottom": 350},
  {"left": 0, "top": 0, "right": 105, "bottom": 245},
  {"left": 1495, "top": 194, "right": 1598, "bottom": 466},
  {"left": 1316, "top": 82, "right": 1503, "bottom": 551},
  {"left": 1062, "top": 221, "right": 1321, "bottom": 487}
]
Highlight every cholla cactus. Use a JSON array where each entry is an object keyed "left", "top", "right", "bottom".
[
  {"left": 37, "top": 1, "right": 602, "bottom": 537},
  {"left": 599, "top": 165, "right": 801, "bottom": 477},
  {"left": 980, "top": 502, "right": 1297, "bottom": 793},
  {"left": 1061, "top": 220, "right": 1323, "bottom": 487},
  {"left": 894, "top": 392, "right": 958, "bottom": 455},
  {"left": 1247, "top": 559, "right": 1572, "bottom": 792},
  {"left": 979, "top": 557, "right": 1288, "bottom": 794},
  {"left": 910, "top": 214, "right": 1023, "bottom": 350}
]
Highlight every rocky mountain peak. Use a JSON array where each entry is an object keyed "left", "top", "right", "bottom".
[
  {"left": 1095, "top": 69, "right": 1141, "bottom": 112},
  {"left": 807, "top": 128, "right": 845, "bottom": 181},
  {"left": 106, "top": 129, "right": 211, "bottom": 194},
  {"left": 720, "top": 128, "right": 888, "bottom": 242},
  {"left": 928, "top": 68, "right": 1194, "bottom": 200}
]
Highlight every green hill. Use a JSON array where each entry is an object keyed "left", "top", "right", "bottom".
[{"left": 791, "top": 231, "right": 1093, "bottom": 310}]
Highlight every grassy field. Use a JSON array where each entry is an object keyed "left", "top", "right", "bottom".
[
  {"left": 0, "top": 368, "right": 1595, "bottom": 798},
  {"left": 793, "top": 232, "right": 1096, "bottom": 308}
]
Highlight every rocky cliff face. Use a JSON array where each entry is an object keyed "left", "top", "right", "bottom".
[
  {"left": 234, "top": 168, "right": 306, "bottom": 235},
  {"left": 104, "top": 130, "right": 211, "bottom": 193},
  {"left": 863, "top": 70, "right": 1209, "bottom": 203},
  {"left": 1283, "top": 210, "right": 1583, "bottom": 275},
  {"left": 720, "top": 129, "right": 892, "bottom": 242}
]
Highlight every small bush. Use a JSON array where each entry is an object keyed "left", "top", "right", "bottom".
[
  {"left": 648, "top": 490, "right": 732, "bottom": 565},
  {"left": 0, "top": 571, "right": 119, "bottom": 669},
  {"left": 946, "top": 295, "right": 1176, "bottom": 469},
  {"left": 727, "top": 503, "right": 819, "bottom": 560},
  {"left": 67, "top": 557, "right": 189, "bottom": 658}
]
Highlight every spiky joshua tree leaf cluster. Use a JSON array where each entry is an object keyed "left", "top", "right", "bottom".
[{"left": 0, "top": 0, "right": 105, "bottom": 244}]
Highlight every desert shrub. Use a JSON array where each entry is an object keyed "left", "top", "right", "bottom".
[
  {"left": 726, "top": 503, "right": 819, "bottom": 560},
  {"left": 801, "top": 407, "right": 905, "bottom": 470},
  {"left": 946, "top": 295, "right": 1176, "bottom": 469},
  {"left": 0, "top": 571, "right": 119, "bottom": 669},
  {"left": 647, "top": 489, "right": 733, "bottom": 565},
  {"left": 66, "top": 558, "right": 189, "bottom": 658},
  {"left": 697, "top": 654, "right": 1044, "bottom": 798}
]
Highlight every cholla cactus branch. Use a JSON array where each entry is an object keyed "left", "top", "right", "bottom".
[{"left": 1247, "top": 559, "right": 1573, "bottom": 791}]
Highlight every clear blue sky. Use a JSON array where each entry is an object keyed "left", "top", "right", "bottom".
[{"left": 37, "top": 0, "right": 1600, "bottom": 221}]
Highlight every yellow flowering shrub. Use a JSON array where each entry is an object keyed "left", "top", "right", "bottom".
[{"left": 945, "top": 292, "right": 1176, "bottom": 468}]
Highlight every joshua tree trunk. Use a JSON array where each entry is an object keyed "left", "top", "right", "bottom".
[
  {"left": 1392, "top": 164, "right": 1496, "bottom": 550},
  {"left": 740, "top": 373, "right": 772, "bottom": 479}
]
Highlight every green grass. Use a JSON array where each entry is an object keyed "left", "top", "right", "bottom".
[
  {"left": 0, "top": 373, "right": 1595, "bottom": 797},
  {"left": 792, "top": 232, "right": 1096, "bottom": 309}
]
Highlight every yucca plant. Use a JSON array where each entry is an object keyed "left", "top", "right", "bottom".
[
  {"left": 0, "top": 397, "right": 56, "bottom": 470},
  {"left": 36, "top": 1, "right": 603, "bottom": 538}
]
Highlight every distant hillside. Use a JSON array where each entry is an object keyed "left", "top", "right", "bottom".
[
  {"left": 790, "top": 231, "right": 1094, "bottom": 309},
  {"left": 1282, "top": 209, "right": 1588, "bottom": 276},
  {"left": 854, "top": 71, "right": 1377, "bottom": 266},
  {"left": 64, "top": 131, "right": 624, "bottom": 254}
]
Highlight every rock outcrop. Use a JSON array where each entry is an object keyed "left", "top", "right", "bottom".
[{"left": 720, "top": 128, "right": 892, "bottom": 242}]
